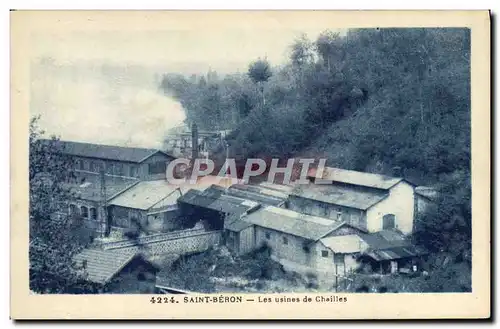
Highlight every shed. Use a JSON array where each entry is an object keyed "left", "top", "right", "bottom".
[
  {"left": 234, "top": 206, "right": 350, "bottom": 267},
  {"left": 242, "top": 206, "right": 342, "bottom": 241},
  {"left": 107, "top": 180, "right": 184, "bottom": 232},
  {"left": 177, "top": 188, "right": 260, "bottom": 231},
  {"left": 72, "top": 248, "right": 158, "bottom": 290},
  {"left": 357, "top": 231, "right": 429, "bottom": 274}
]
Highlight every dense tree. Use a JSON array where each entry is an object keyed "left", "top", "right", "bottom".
[
  {"left": 290, "top": 34, "right": 315, "bottom": 69},
  {"left": 29, "top": 116, "right": 96, "bottom": 293},
  {"left": 315, "top": 30, "right": 343, "bottom": 72},
  {"left": 247, "top": 58, "right": 273, "bottom": 106}
]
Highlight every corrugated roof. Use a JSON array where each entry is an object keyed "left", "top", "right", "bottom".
[
  {"left": 242, "top": 206, "right": 342, "bottom": 241},
  {"left": 364, "top": 245, "right": 428, "bottom": 261},
  {"left": 178, "top": 189, "right": 258, "bottom": 218},
  {"left": 308, "top": 166, "right": 403, "bottom": 190},
  {"left": 320, "top": 231, "right": 428, "bottom": 259},
  {"left": 230, "top": 184, "right": 290, "bottom": 199},
  {"left": 72, "top": 248, "right": 137, "bottom": 284},
  {"left": 226, "top": 187, "right": 285, "bottom": 206},
  {"left": 291, "top": 183, "right": 388, "bottom": 210},
  {"left": 320, "top": 234, "right": 366, "bottom": 254},
  {"left": 201, "top": 185, "right": 226, "bottom": 199},
  {"left": 225, "top": 219, "right": 254, "bottom": 232},
  {"left": 178, "top": 189, "right": 216, "bottom": 208},
  {"left": 210, "top": 197, "right": 251, "bottom": 216},
  {"left": 63, "top": 172, "right": 139, "bottom": 202},
  {"left": 46, "top": 139, "right": 174, "bottom": 163},
  {"left": 109, "top": 180, "right": 181, "bottom": 210},
  {"left": 359, "top": 230, "right": 409, "bottom": 250},
  {"left": 177, "top": 176, "right": 238, "bottom": 191}
]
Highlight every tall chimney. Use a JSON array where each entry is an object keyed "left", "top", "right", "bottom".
[{"left": 191, "top": 123, "right": 199, "bottom": 160}]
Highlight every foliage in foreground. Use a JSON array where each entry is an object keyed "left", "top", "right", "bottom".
[
  {"left": 29, "top": 116, "right": 96, "bottom": 293},
  {"left": 159, "top": 245, "right": 308, "bottom": 293},
  {"left": 349, "top": 258, "right": 471, "bottom": 293}
]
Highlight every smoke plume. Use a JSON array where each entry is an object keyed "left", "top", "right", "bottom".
[{"left": 30, "top": 59, "right": 186, "bottom": 149}]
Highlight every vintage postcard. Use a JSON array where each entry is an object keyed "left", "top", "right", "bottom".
[{"left": 10, "top": 10, "right": 490, "bottom": 319}]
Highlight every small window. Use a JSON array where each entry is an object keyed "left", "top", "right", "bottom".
[
  {"left": 303, "top": 246, "right": 310, "bottom": 254},
  {"left": 90, "top": 207, "right": 97, "bottom": 220},
  {"left": 130, "top": 165, "right": 139, "bottom": 177},
  {"left": 265, "top": 232, "right": 271, "bottom": 240},
  {"left": 83, "top": 160, "right": 90, "bottom": 171},
  {"left": 321, "top": 250, "right": 329, "bottom": 257},
  {"left": 80, "top": 206, "right": 89, "bottom": 218},
  {"left": 383, "top": 214, "right": 396, "bottom": 230},
  {"left": 82, "top": 260, "right": 88, "bottom": 269},
  {"left": 283, "top": 236, "right": 288, "bottom": 245},
  {"left": 74, "top": 160, "right": 81, "bottom": 170},
  {"left": 69, "top": 204, "right": 77, "bottom": 215},
  {"left": 336, "top": 211, "right": 342, "bottom": 221}
]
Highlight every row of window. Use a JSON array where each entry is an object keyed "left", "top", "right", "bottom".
[
  {"left": 69, "top": 204, "right": 97, "bottom": 220},
  {"left": 264, "top": 230, "right": 345, "bottom": 264},
  {"left": 74, "top": 159, "right": 140, "bottom": 177}
]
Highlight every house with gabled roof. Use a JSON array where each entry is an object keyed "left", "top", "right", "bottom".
[
  {"left": 48, "top": 139, "right": 176, "bottom": 181},
  {"left": 107, "top": 180, "right": 185, "bottom": 233},
  {"left": 178, "top": 185, "right": 261, "bottom": 233},
  {"left": 225, "top": 205, "right": 366, "bottom": 275},
  {"left": 72, "top": 248, "right": 158, "bottom": 292},
  {"left": 224, "top": 203, "right": 427, "bottom": 279},
  {"left": 318, "top": 230, "right": 428, "bottom": 276},
  {"left": 287, "top": 166, "right": 421, "bottom": 235}
]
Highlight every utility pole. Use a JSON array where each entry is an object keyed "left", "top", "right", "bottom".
[
  {"left": 99, "top": 168, "right": 108, "bottom": 237},
  {"left": 335, "top": 264, "right": 338, "bottom": 292}
]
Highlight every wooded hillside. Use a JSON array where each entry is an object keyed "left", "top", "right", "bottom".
[{"left": 161, "top": 28, "right": 471, "bottom": 290}]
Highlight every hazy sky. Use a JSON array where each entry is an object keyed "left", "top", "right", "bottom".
[
  {"left": 30, "top": 28, "right": 338, "bottom": 148},
  {"left": 32, "top": 28, "right": 331, "bottom": 71}
]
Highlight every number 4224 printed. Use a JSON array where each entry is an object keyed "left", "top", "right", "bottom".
[{"left": 150, "top": 296, "right": 179, "bottom": 304}]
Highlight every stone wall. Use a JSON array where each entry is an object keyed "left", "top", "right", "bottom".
[{"left": 97, "top": 229, "right": 222, "bottom": 257}]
